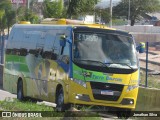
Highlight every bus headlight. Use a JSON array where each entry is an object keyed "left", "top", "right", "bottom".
[
  {"left": 127, "top": 85, "right": 138, "bottom": 92},
  {"left": 72, "top": 79, "right": 86, "bottom": 88}
]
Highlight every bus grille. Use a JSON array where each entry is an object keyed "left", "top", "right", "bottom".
[{"left": 90, "top": 82, "right": 124, "bottom": 101}]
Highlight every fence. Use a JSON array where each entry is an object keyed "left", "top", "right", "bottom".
[
  {"left": 139, "top": 41, "right": 160, "bottom": 88},
  {"left": 114, "top": 25, "right": 160, "bottom": 33}
]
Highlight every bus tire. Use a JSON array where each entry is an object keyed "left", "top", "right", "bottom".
[
  {"left": 55, "top": 88, "right": 70, "bottom": 112},
  {"left": 116, "top": 108, "right": 131, "bottom": 119},
  {"left": 17, "top": 80, "right": 25, "bottom": 101}
]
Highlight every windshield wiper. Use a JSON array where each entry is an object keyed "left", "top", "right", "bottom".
[
  {"left": 74, "top": 59, "right": 109, "bottom": 68},
  {"left": 104, "top": 62, "right": 134, "bottom": 70}
]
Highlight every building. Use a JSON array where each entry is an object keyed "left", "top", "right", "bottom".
[{"left": 11, "top": 0, "right": 27, "bottom": 9}]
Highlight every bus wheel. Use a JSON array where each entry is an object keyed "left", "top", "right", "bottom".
[
  {"left": 56, "top": 88, "right": 70, "bottom": 112},
  {"left": 116, "top": 108, "right": 131, "bottom": 119},
  {"left": 17, "top": 80, "right": 25, "bottom": 101}
]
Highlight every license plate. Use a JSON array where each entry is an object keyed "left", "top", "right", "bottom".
[{"left": 101, "top": 90, "right": 114, "bottom": 95}]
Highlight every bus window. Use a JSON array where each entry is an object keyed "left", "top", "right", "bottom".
[
  {"left": 6, "top": 49, "right": 12, "bottom": 54},
  {"left": 12, "top": 49, "right": 20, "bottom": 55},
  {"left": 42, "top": 51, "right": 57, "bottom": 60},
  {"left": 19, "top": 48, "right": 28, "bottom": 56},
  {"left": 29, "top": 49, "right": 39, "bottom": 56},
  {"left": 60, "top": 42, "right": 70, "bottom": 64},
  {"left": 52, "top": 35, "right": 61, "bottom": 58}
]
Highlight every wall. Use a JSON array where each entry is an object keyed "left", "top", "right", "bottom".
[
  {"left": 136, "top": 87, "right": 160, "bottom": 111},
  {"left": 113, "top": 26, "right": 160, "bottom": 42}
]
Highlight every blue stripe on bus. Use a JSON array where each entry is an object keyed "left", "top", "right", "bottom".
[{"left": 67, "top": 27, "right": 73, "bottom": 78}]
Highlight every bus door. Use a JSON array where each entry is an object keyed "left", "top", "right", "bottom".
[{"left": 56, "top": 33, "right": 70, "bottom": 98}]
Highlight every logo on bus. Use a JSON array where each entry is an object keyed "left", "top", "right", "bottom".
[{"left": 106, "top": 76, "right": 122, "bottom": 82}]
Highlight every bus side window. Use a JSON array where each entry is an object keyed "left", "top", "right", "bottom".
[
  {"left": 6, "top": 49, "right": 12, "bottom": 54},
  {"left": 52, "top": 36, "right": 61, "bottom": 60},
  {"left": 19, "top": 48, "right": 28, "bottom": 56},
  {"left": 60, "top": 42, "right": 70, "bottom": 64},
  {"left": 29, "top": 49, "right": 39, "bottom": 56},
  {"left": 42, "top": 51, "right": 57, "bottom": 60},
  {"left": 51, "top": 52, "right": 57, "bottom": 60},
  {"left": 12, "top": 48, "right": 20, "bottom": 55}
]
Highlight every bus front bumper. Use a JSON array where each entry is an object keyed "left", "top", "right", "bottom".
[{"left": 68, "top": 81, "right": 139, "bottom": 110}]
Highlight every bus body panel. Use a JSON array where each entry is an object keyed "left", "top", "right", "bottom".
[
  {"left": 4, "top": 24, "right": 72, "bottom": 101},
  {"left": 4, "top": 24, "right": 139, "bottom": 110}
]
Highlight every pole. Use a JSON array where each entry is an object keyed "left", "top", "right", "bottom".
[
  {"left": 100, "top": 9, "right": 102, "bottom": 24},
  {"left": 94, "top": 3, "right": 96, "bottom": 24},
  {"left": 28, "top": 0, "right": 30, "bottom": 9},
  {"left": 0, "top": 33, "right": 1, "bottom": 63},
  {"left": 0, "top": 35, "right": 1, "bottom": 63},
  {"left": 110, "top": 0, "right": 112, "bottom": 27},
  {"left": 145, "top": 42, "right": 149, "bottom": 87},
  {"left": 1, "top": 33, "right": 4, "bottom": 64},
  {"left": 128, "top": 0, "right": 130, "bottom": 25}
]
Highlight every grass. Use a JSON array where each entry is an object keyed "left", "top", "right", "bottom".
[
  {"left": 0, "top": 98, "right": 101, "bottom": 120},
  {"left": 106, "top": 19, "right": 127, "bottom": 26},
  {"left": 139, "top": 70, "right": 160, "bottom": 88},
  {"left": 0, "top": 98, "right": 53, "bottom": 111}
]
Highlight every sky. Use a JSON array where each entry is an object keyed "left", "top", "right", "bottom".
[{"left": 96, "top": 0, "right": 121, "bottom": 9}]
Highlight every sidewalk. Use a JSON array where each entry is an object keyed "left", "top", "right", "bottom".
[{"left": 0, "top": 85, "right": 16, "bottom": 101}]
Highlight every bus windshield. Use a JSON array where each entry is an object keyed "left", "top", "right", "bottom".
[{"left": 73, "top": 32, "right": 138, "bottom": 69}]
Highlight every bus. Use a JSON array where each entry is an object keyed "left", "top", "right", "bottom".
[{"left": 3, "top": 23, "right": 143, "bottom": 117}]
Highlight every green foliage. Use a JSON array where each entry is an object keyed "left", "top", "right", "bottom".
[
  {"left": 24, "top": 9, "right": 39, "bottom": 24},
  {"left": 5, "top": 10, "right": 16, "bottom": 27},
  {"left": 95, "top": 8, "right": 110, "bottom": 23},
  {"left": 140, "top": 71, "right": 160, "bottom": 88},
  {"left": 17, "top": 7, "right": 39, "bottom": 24},
  {"left": 112, "top": 19, "right": 127, "bottom": 26},
  {"left": 0, "top": 0, "right": 11, "bottom": 10},
  {"left": 17, "top": 7, "right": 26, "bottom": 21},
  {"left": 0, "top": 0, "right": 15, "bottom": 34},
  {"left": 113, "top": 0, "right": 160, "bottom": 26},
  {"left": 0, "top": 99, "right": 101, "bottom": 119},
  {"left": 0, "top": 98, "right": 53, "bottom": 111},
  {"left": 67, "top": 0, "right": 100, "bottom": 18},
  {"left": 43, "top": 0, "right": 64, "bottom": 18}
]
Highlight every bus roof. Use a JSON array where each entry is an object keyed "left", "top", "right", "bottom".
[
  {"left": 11, "top": 24, "right": 132, "bottom": 38},
  {"left": 12, "top": 24, "right": 116, "bottom": 31}
]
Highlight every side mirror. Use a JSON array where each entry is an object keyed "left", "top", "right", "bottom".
[
  {"left": 136, "top": 42, "right": 145, "bottom": 53},
  {"left": 60, "top": 35, "right": 66, "bottom": 47}
]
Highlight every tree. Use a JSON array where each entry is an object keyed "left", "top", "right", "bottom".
[
  {"left": 17, "top": 7, "right": 39, "bottom": 24},
  {"left": 5, "top": 10, "right": 16, "bottom": 34},
  {"left": 95, "top": 8, "right": 110, "bottom": 24},
  {"left": 113, "top": 0, "right": 160, "bottom": 26},
  {"left": 43, "top": 0, "right": 64, "bottom": 18},
  {"left": 30, "top": 0, "right": 43, "bottom": 18},
  {"left": 0, "top": 0, "right": 16, "bottom": 35},
  {"left": 67, "top": 0, "right": 100, "bottom": 18}
]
